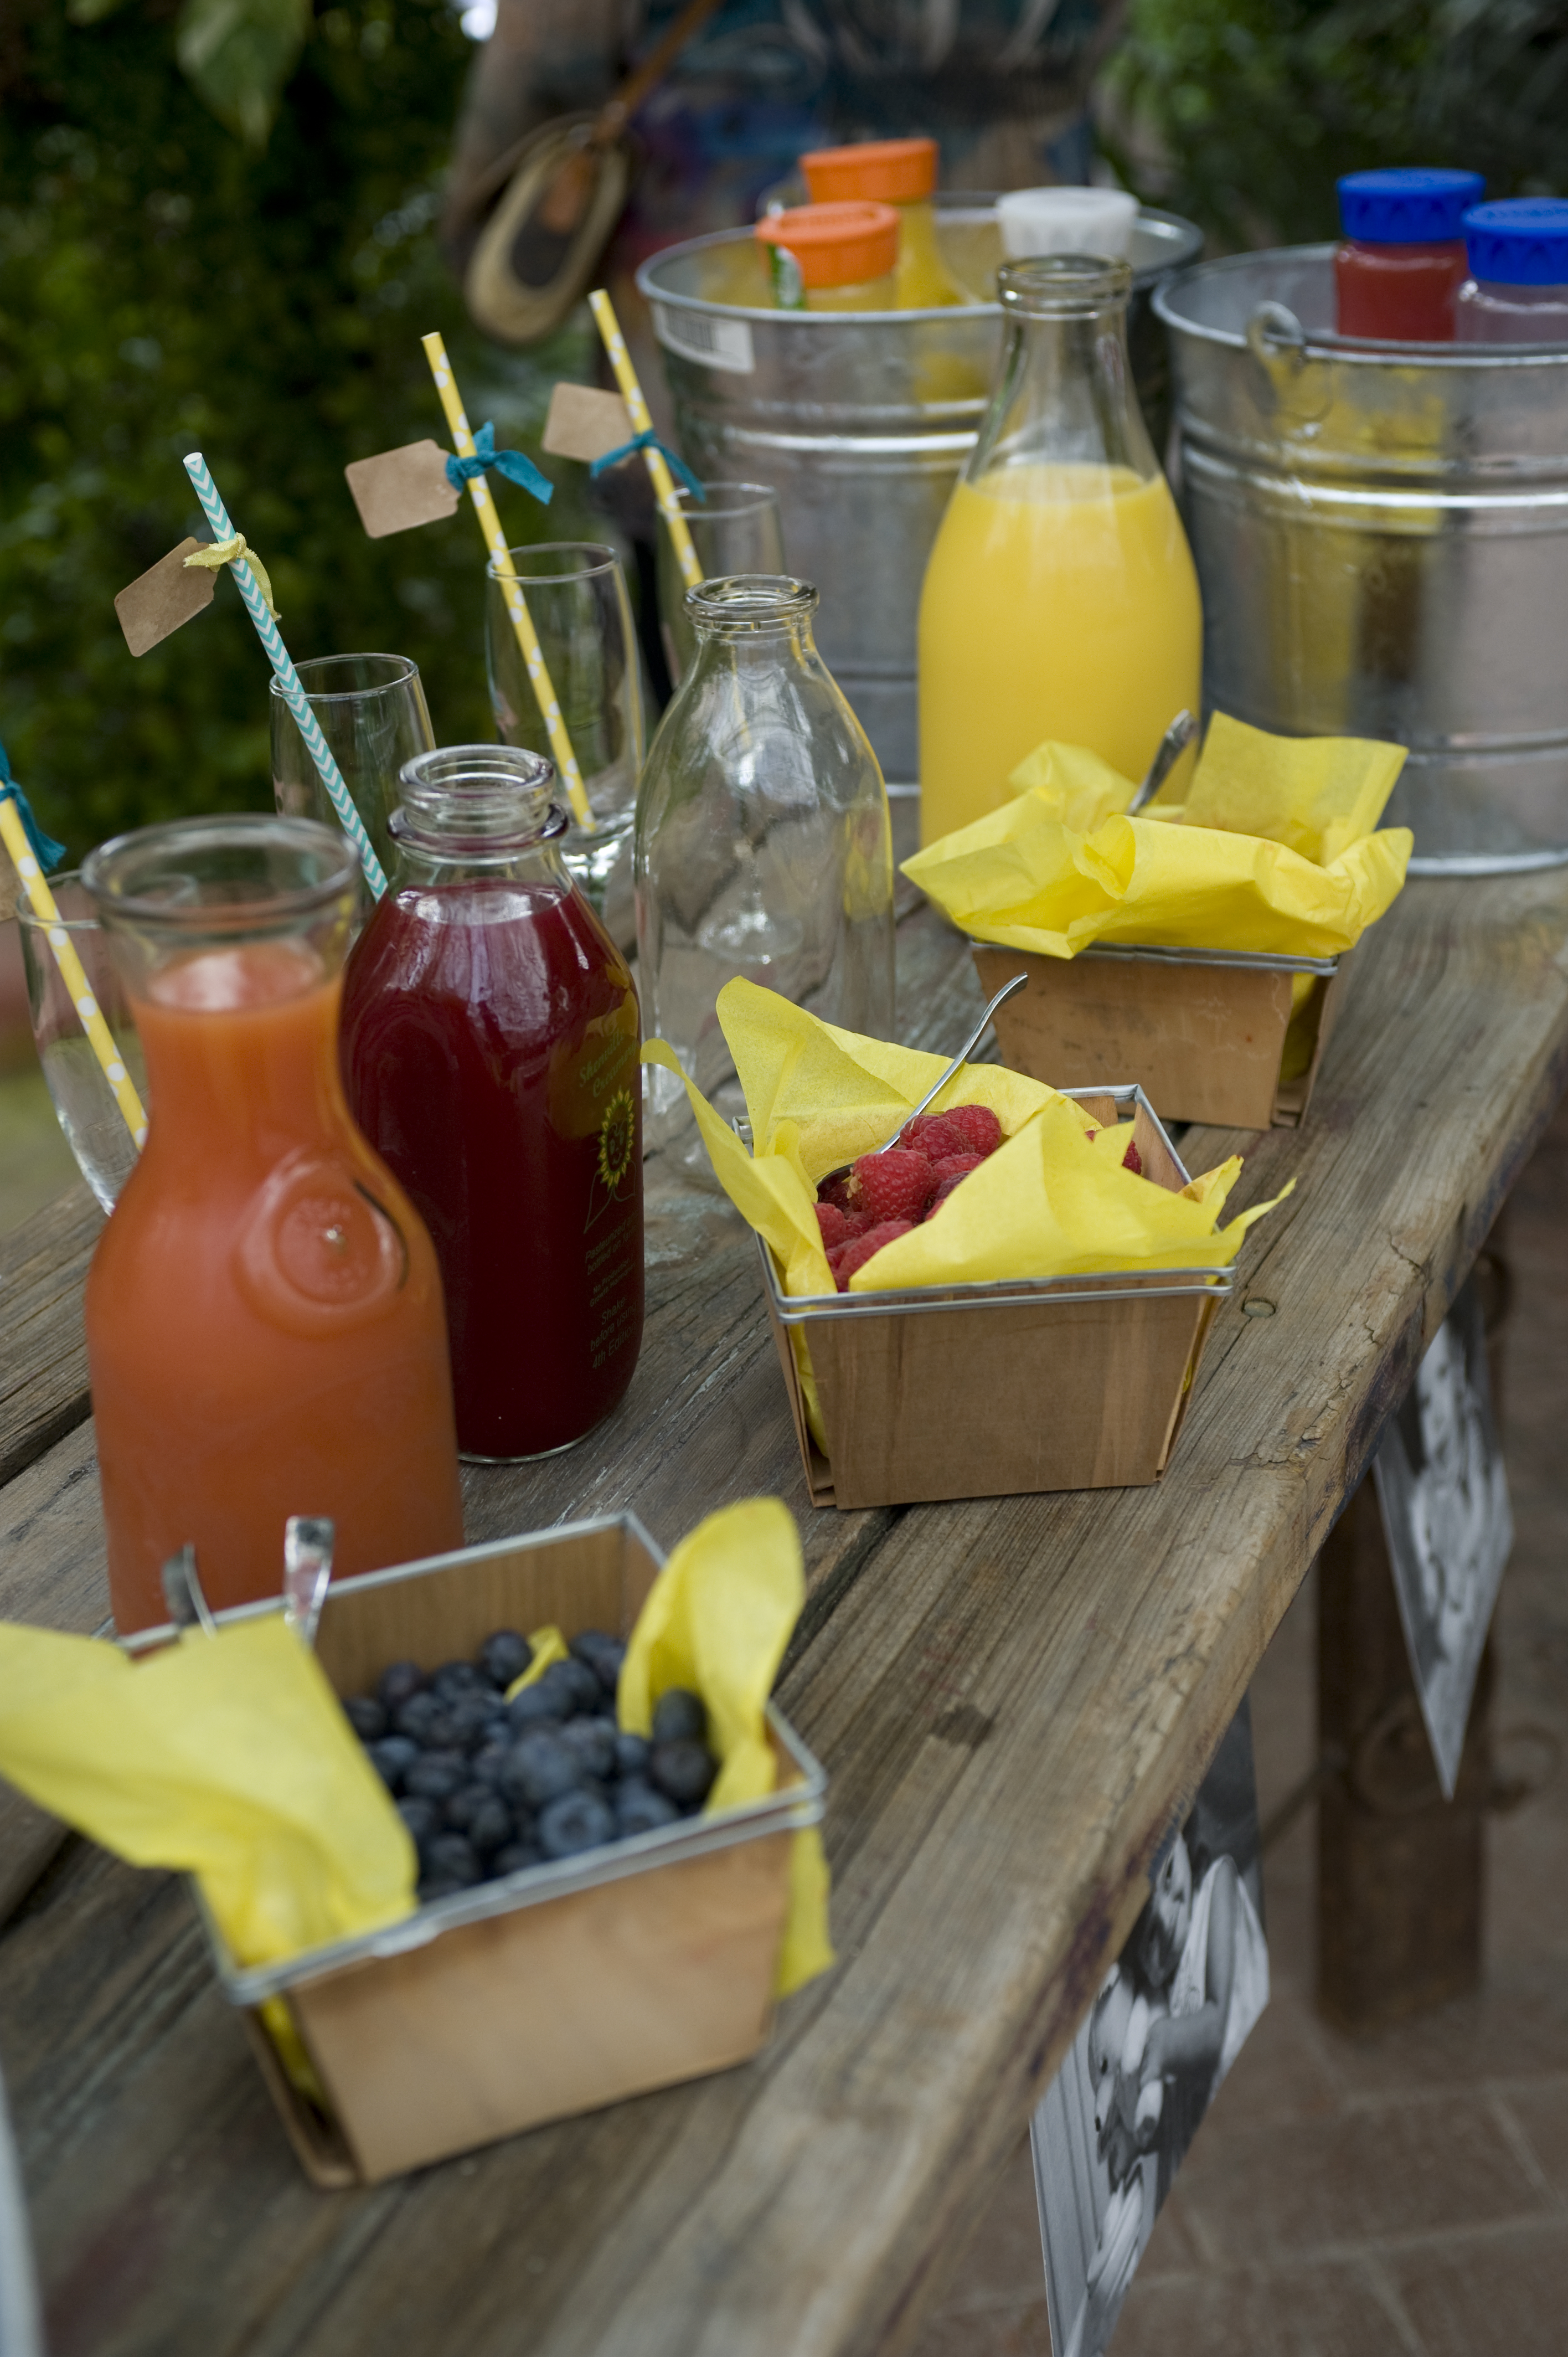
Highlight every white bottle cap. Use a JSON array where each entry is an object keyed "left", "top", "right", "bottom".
[{"left": 996, "top": 187, "right": 1139, "bottom": 262}]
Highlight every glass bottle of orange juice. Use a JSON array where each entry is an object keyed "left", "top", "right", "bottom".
[
  {"left": 917, "top": 255, "right": 1202, "bottom": 847},
  {"left": 81, "top": 814, "right": 464, "bottom": 1633}
]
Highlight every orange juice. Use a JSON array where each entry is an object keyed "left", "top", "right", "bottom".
[
  {"left": 86, "top": 938, "right": 464, "bottom": 1632},
  {"left": 917, "top": 462, "right": 1203, "bottom": 846}
]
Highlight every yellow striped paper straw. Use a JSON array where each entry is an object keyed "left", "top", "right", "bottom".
[
  {"left": 0, "top": 802, "right": 147, "bottom": 1148},
  {"left": 587, "top": 289, "right": 703, "bottom": 593},
  {"left": 420, "top": 332, "right": 595, "bottom": 834}
]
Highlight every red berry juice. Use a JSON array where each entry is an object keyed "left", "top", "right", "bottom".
[{"left": 341, "top": 873, "right": 643, "bottom": 1459}]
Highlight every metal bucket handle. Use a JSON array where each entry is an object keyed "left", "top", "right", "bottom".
[{"left": 1246, "top": 299, "right": 1330, "bottom": 429}]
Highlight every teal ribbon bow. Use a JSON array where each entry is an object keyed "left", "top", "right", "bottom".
[
  {"left": 445, "top": 421, "right": 553, "bottom": 505},
  {"left": 590, "top": 431, "right": 706, "bottom": 502},
  {"left": 0, "top": 739, "right": 66, "bottom": 874}
]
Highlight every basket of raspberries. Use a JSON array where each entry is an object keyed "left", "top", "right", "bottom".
[
  {"left": 344, "top": 1629, "right": 720, "bottom": 1907},
  {"left": 814, "top": 1103, "right": 1142, "bottom": 1292}
]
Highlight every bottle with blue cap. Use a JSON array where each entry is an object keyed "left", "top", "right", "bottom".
[
  {"left": 1335, "top": 167, "right": 1486, "bottom": 340},
  {"left": 1456, "top": 198, "right": 1568, "bottom": 344}
]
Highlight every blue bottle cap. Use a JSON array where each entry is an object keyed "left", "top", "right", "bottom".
[
  {"left": 1338, "top": 167, "right": 1486, "bottom": 245},
  {"left": 1464, "top": 198, "right": 1568, "bottom": 286}
]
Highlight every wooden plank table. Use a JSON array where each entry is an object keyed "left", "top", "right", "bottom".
[{"left": 3, "top": 858, "right": 1568, "bottom": 2357}]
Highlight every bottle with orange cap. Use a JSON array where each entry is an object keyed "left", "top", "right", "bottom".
[
  {"left": 754, "top": 200, "right": 900, "bottom": 312},
  {"left": 799, "top": 138, "right": 963, "bottom": 309}
]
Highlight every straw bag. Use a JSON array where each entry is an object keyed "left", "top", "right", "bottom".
[{"left": 465, "top": 0, "right": 722, "bottom": 348}]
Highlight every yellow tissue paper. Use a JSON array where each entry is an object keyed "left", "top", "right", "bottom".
[
  {"left": 906, "top": 712, "right": 1412, "bottom": 960},
  {"left": 644, "top": 977, "right": 1283, "bottom": 1307},
  {"left": 503, "top": 1623, "right": 569, "bottom": 1700},
  {"left": 0, "top": 1615, "right": 415, "bottom": 1968},
  {"left": 620, "top": 1496, "right": 834, "bottom": 1998}
]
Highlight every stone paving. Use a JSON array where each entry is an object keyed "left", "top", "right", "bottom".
[{"left": 914, "top": 1098, "right": 1568, "bottom": 2357}]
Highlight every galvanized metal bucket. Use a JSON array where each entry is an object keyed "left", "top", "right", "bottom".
[
  {"left": 637, "top": 202, "right": 1202, "bottom": 785},
  {"left": 1156, "top": 247, "right": 1568, "bottom": 874}
]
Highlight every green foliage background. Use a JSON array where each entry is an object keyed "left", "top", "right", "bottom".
[
  {"left": 1110, "top": 0, "right": 1568, "bottom": 249},
  {"left": 1, "top": 0, "right": 594, "bottom": 860}
]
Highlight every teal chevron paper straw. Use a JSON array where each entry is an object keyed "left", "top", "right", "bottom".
[{"left": 181, "top": 452, "right": 389, "bottom": 899}]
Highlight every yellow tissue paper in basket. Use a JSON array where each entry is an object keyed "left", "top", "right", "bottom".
[
  {"left": 620, "top": 1494, "right": 833, "bottom": 1998},
  {"left": 903, "top": 713, "right": 1413, "bottom": 961},
  {"left": 0, "top": 1614, "right": 416, "bottom": 1968},
  {"left": 643, "top": 981, "right": 1287, "bottom": 1450}
]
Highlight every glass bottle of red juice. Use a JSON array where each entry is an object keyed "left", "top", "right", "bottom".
[
  {"left": 1335, "top": 167, "right": 1484, "bottom": 341},
  {"left": 339, "top": 746, "right": 644, "bottom": 1460}
]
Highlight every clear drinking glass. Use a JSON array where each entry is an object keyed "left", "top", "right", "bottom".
[
  {"left": 16, "top": 875, "right": 146, "bottom": 1212},
  {"left": 656, "top": 483, "right": 786, "bottom": 684},
  {"left": 270, "top": 652, "right": 435, "bottom": 884},
  {"left": 636, "top": 574, "right": 895, "bottom": 1161},
  {"left": 485, "top": 543, "right": 644, "bottom": 902}
]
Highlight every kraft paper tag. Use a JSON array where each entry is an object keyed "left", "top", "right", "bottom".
[
  {"left": 114, "top": 538, "right": 216, "bottom": 658},
  {"left": 344, "top": 440, "right": 461, "bottom": 539},
  {"left": 541, "top": 382, "right": 634, "bottom": 465}
]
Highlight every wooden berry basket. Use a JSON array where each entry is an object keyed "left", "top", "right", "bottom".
[
  {"left": 755, "top": 1086, "right": 1234, "bottom": 1511},
  {"left": 134, "top": 1516, "right": 826, "bottom": 2187},
  {"left": 971, "top": 939, "right": 1347, "bottom": 1131}
]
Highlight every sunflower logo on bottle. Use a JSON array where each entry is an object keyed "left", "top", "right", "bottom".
[{"left": 597, "top": 1087, "right": 636, "bottom": 1194}]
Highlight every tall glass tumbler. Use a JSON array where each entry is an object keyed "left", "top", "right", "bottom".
[
  {"left": 270, "top": 652, "right": 435, "bottom": 883},
  {"left": 17, "top": 876, "right": 146, "bottom": 1212},
  {"left": 656, "top": 483, "right": 786, "bottom": 685},
  {"left": 484, "top": 543, "right": 644, "bottom": 903}
]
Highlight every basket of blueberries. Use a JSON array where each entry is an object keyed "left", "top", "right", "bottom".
[
  {"left": 358, "top": 1625, "right": 726, "bottom": 1905},
  {"left": 190, "top": 1512, "right": 826, "bottom": 2188}
]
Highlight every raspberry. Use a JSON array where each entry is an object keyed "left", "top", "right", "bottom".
[
  {"left": 817, "top": 1170, "right": 855, "bottom": 1213},
  {"left": 816, "top": 1202, "right": 851, "bottom": 1250},
  {"left": 904, "top": 1113, "right": 968, "bottom": 1162},
  {"left": 924, "top": 1152, "right": 984, "bottom": 1216},
  {"left": 938, "top": 1103, "right": 1003, "bottom": 1158},
  {"left": 841, "top": 1208, "right": 876, "bottom": 1237},
  {"left": 1122, "top": 1138, "right": 1143, "bottom": 1176},
  {"left": 830, "top": 1218, "right": 915, "bottom": 1291},
  {"left": 847, "top": 1148, "right": 936, "bottom": 1226}
]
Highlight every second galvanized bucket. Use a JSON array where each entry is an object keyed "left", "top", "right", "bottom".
[{"left": 1157, "top": 248, "right": 1568, "bottom": 874}]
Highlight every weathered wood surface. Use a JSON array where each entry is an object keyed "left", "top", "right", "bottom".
[
  {"left": 0, "top": 1182, "right": 99, "bottom": 1489},
  {"left": 2, "top": 869, "right": 1568, "bottom": 2357}
]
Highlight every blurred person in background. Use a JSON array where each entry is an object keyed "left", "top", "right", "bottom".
[{"left": 442, "top": 0, "right": 1127, "bottom": 291}]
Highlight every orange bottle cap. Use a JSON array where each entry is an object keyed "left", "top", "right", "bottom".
[
  {"left": 800, "top": 138, "right": 938, "bottom": 205},
  {"left": 754, "top": 200, "right": 901, "bottom": 289}
]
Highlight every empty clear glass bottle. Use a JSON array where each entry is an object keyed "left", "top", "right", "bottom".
[{"left": 636, "top": 574, "right": 895, "bottom": 1152}]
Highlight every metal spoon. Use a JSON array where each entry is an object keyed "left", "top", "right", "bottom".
[
  {"left": 282, "top": 1516, "right": 334, "bottom": 1649},
  {"left": 817, "top": 971, "right": 1029, "bottom": 1193},
  {"left": 1128, "top": 709, "right": 1198, "bottom": 815}
]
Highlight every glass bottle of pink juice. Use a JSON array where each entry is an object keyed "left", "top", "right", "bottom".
[{"left": 339, "top": 747, "right": 644, "bottom": 1460}]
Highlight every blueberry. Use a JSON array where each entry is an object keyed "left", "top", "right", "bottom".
[
  {"left": 616, "top": 1778, "right": 680, "bottom": 1836},
  {"left": 444, "top": 1781, "right": 498, "bottom": 1831},
  {"left": 368, "top": 1734, "right": 420, "bottom": 1792},
  {"left": 556, "top": 1656, "right": 605, "bottom": 1715},
  {"left": 479, "top": 1629, "right": 533, "bottom": 1689},
  {"left": 492, "top": 1840, "right": 544, "bottom": 1876},
  {"left": 431, "top": 1660, "right": 485, "bottom": 1704},
  {"left": 393, "top": 1690, "right": 447, "bottom": 1746},
  {"left": 537, "top": 1790, "right": 616, "bottom": 1860},
  {"left": 507, "top": 1682, "right": 565, "bottom": 1735},
  {"left": 559, "top": 1716, "right": 617, "bottom": 1781},
  {"left": 424, "top": 1831, "right": 482, "bottom": 1886},
  {"left": 571, "top": 1630, "right": 626, "bottom": 1696},
  {"left": 396, "top": 1795, "right": 441, "bottom": 1851},
  {"left": 446, "top": 1691, "right": 499, "bottom": 1749},
  {"left": 405, "top": 1748, "right": 469, "bottom": 1802},
  {"left": 500, "top": 1730, "right": 582, "bottom": 1810},
  {"left": 649, "top": 1737, "right": 717, "bottom": 1810},
  {"left": 465, "top": 1795, "right": 515, "bottom": 1856},
  {"left": 613, "top": 1730, "right": 652, "bottom": 1779},
  {"left": 378, "top": 1659, "right": 425, "bottom": 1710},
  {"left": 652, "top": 1688, "right": 706, "bottom": 1747},
  {"left": 470, "top": 1738, "right": 513, "bottom": 1789},
  {"left": 343, "top": 1694, "right": 387, "bottom": 1743}
]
